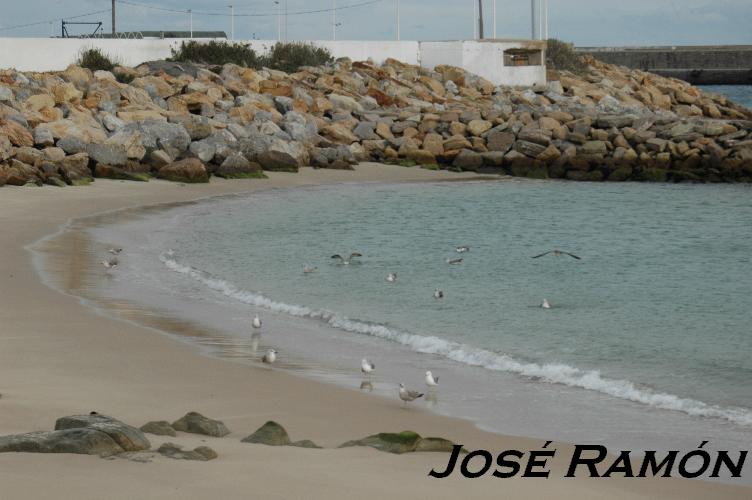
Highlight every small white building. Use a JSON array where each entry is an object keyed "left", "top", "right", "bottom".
[{"left": 419, "top": 39, "right": 547, "bottom": 87}]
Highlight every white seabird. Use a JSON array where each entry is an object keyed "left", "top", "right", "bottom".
[
  {"left": 331, "top": 252, "right": 363, "bottom": 265},
  {"left": 398, "top": 383, "right": 424, "bottom": 406},
  {"left": 361, "top": 358, "right": 375, "bottom": 376},
  {"left": 252, "top": 314, "right": 262, "bottom": 329},
  {"left": 425, "top": 370, "right": 439, "bottom": 388},
  {"left": 262, "top": 349, "right": 277, "bottom": 364},
  {"left": 446, "top": 258, "right": 463, "bottom": 265},
  {"left": 456, "top": 246, "right": 470, "bottom": 253},
  {"left": 108, "top": 248, "right": 123, "bottom": 255},
  {"left": 101, "top": 257, "right": 118, "bottom": 270},
  {"left": 303, "top": 265, "right": 318, "bottom": 274},
  {"left": 531, "top": 249, "right": 581, "bottom": 260},
  {"left": 386, "top": 272, "right": 397, "bottom": 283},
  {"left": 541, "top": 298, "right": 551, "bottom": 309},
  {"left": 433, "top": 289, "right": 444, "bottom": 299}
]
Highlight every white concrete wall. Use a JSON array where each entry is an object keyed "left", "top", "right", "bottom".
[{"left": 0, "top": 37, "right": 543, "bottom": 86}]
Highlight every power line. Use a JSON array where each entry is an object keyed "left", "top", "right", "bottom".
[
  {"left": 0, "top": 8, "right": 111, "bottom": 32},
  {"left": 115, "top": 0, "right": 383, "bottom": 18}
]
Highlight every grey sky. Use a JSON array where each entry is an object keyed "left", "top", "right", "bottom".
[{"left": 1, "top": 0, "right": 751, "bottom": 46}]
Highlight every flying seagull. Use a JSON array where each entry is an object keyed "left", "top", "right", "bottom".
[
  {"left": 361, "top": 358, "right": 375, "bottom": 377},
  {"left": 531, "top": 250, "right": 581, "bottom": 260},
  {"left": 541, "top": 298, "right": 551, "bottom": 309},
  {"left": 399, "top": 383, "right": 424, "bottom": 406},
  {"left": 303, "top": 265, "right": 318, "bottom": 274},
  {"left": 252, "top": 314, "right": 262, "bottom": 329},
  {"left": 101, "top": 257, "right": 118, "bottom": 270},
  {"left": 456, "top": 246, "right": 470, "bottom": 253},
  {"left": 108, "top": 248, "right": 122, "bottom": 255},
  {"left": 446, "top": 258, "right": 464, "bottom": 265},
  {"left": 433, "top": 289, "right": 444, "bottom": 299},
  {"left": 386, "top": 272, "right": 397, "bottom": 283},
  {"left": 331, "top": 252, "right": 363, "bottom": 265},
  {"left": 425, "top": 370, "right": 439, "bottom": 388},
  {"left": 262, "top": 349, "right": 277, "bottom": 364}
]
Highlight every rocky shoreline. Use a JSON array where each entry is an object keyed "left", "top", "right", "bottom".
[{"left": 0, "top": 55, "right": 751, "bottom": 187}]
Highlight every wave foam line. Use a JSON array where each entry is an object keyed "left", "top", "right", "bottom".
[{"left": 160, "top": 253, "right": 752, "bottom": 427}]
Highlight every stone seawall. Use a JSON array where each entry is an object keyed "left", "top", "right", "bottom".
[{"left": 577, "top": 46, "right": 752, "bottom": 85}]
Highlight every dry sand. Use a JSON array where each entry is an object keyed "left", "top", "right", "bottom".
[{"left": 0, "top": 164, "right": 749, "bottom": 499}]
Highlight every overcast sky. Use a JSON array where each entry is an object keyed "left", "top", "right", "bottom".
[{"left": 1, "top": 0, "right": 751, "bottom": 46}]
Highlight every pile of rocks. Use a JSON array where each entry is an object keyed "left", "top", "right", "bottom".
[{"left": 0, "top": 54, "right": 750, "bottom": 187}]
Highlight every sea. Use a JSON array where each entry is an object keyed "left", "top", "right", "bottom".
[{"left": 78, "top": 86, "right": 752, "bottom": 481}]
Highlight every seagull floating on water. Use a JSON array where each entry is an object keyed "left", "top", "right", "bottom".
[
  {"left": 386, "top": 272, "right": 397, "bottom": 283},
  {"left": 425, "top": 370, "right": 439, "bottom": 388},
  {"left": 303, "top": 265, "right": 318, "bottom": 274},
  {"left": 331, "top": 252, "right": 363, "bottom": 265},
  {"left": 262, "top": 349, "right": 277, "bottom": 364},
  {"left": 252, "top": 314, "right": 262, "bottom": 329},
  {"left": 541, "top": 298, "right": 551, "bottom": 309},
  {"left": 532, "top": 250, "right": 581, "bottom": 260},
  {"left": 101, "top": 258, "right": 118, "bottom": 270},
  {"left": 108, "top": 248, "right": 122, "bottom": 255},
  {"left": 361, "top": 358, "right": 375, "bottom": 377},
  {"left": 398, "top": 383, "right": 424, "bottom": 406},
  {"left": 446, "top": 258, "right": 463, "bottom": 265},
  {"left": 433, "top": 289, "right": 444, "bottom": 299},
  {"left": 456, "top": 246, "right": 470, "bottom": 253}
]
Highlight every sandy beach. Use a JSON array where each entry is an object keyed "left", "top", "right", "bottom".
[{"left": 1, "top": 164, "right": 749, "bottom": 499}]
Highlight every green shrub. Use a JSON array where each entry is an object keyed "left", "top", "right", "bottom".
[
  {"left": 259, "top": 42, "right": 333, "bottom": 73},
  {"left": 115, "top": 72, "right": 135, "bottom": 84},
  {"left": 169, "top": 40, "right": 259, "bottom": 67},
  {"left": 546, "top": 39, "right": 587, "bottom": 75},
  {"left": 76, "top": 47, "right": 118, "bottom": 72}
]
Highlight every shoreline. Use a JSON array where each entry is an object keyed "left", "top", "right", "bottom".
[{"left": 1, "top": 165, "right": 750, "bottom": 499}]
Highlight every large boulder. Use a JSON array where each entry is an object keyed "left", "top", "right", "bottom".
[
  {"left": 0, "top": 429, "right": 124, "bottom": 457},
  {"left": 139, "top": 421, "right": 177, "bottom": 437},
  {"left": 55, "top": 414, "right": 150, "bottom": 452},
  {"left": 257, "top": 139, "right": 307, "bottom": 172},
  {"left": 171, "top": 411, "right": 230, "bottom": 437},
  {"left": 157, "top": 158, "right": 209, "bottom": 183},
  {"left": 57, "top": 152, "right": 93, "bottom": 185},
  {"left": 157, "top": 443, "right": 218, "bottom": 461},
  {"left": 115, "top": 121, "right": 191, "bottom": 159},
  {"left": 241, "top": 421, "right": 291, "bottom": 446},
  {"left": 215, "top": 153, "right": 264, "bottom": 178},
  {"left": 338, "top": 431, "right": 422, "bottom": 454}
]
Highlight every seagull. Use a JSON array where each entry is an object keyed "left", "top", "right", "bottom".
[
  {"left": 456, "top": 246, "right": 470, "bottom": 253},
  {"left": 101, "top": 258, "right": 118, "bottom": 270},
  {"left": 531, "top": 250, "right": 581, "bottom": 260},
  {"left": 425, "top": 370, "right": 439, "bottom": 388},
  {"left": 541, "top": 298, "right": 551, "bottom": 309},
  {"left": 108, "top": 248, "right": 122, "bottom": 255},
  {"left": 398, "top": 383, "right": 424, "bottom": 406},
  {"left": 446, "top": 258, "right": 463, "bottom": 265},
  {"left": 262, "top": 349, "right": 277, "bottom": 364},
  {"left": 331, "top": 252, "right": 363, "bottom": 265},
  {"left": 433, "top": 289, "right": 444, "bottom": 299},
  {"left": 303, "top": 265, "right": 318, "bottom": 274},
  {"left": 386, "top": 272, "right": 397, "bottom": 283},
  {"left": 252, "top": 314, "right": 262, "bottom": 329},
  {"left": 361, "top": 358, "right": 375, "bottom": 377}
]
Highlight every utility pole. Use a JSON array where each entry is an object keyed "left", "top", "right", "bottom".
[
  {"left": 396, "top": 0, "right": 400, "bottom": 41},
  {"left": 111, "top": 0, "right": 116, "bottom": 36},
  {"left": 492, "top": 0, "right": 496, "bottom": 38},
  {"left": 284, "top": 0, "right": 288, "bottom": 41},
  {"left": 541, "top": 0, "right": 548, "bottom": 40},
  {"left": 531, "top": 0, "right": 538, "bottom": 39},
  {"left": 473, "top": 0, "right": 477, "bottom": 39},
  {"left": 478, "top": 0, "right": 484, "bottom": 39},
  {"left": 228, "top": 5, "right": 234, "bottom": 40},
  {"left": 332, "top": 0, "right": 336, "bottom": 40},
  {"left": 188, "top": 9, "right": 193, "bottom": 39},
  {"left": 274, "top": 1, "right": 281, "bottom": 41}
]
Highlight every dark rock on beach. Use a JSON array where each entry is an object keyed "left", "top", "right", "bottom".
[{"left": 171, "top": 411, "right": 230, "bottom": 437}]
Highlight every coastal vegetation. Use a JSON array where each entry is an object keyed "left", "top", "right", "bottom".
[{"left": 546, "top": 39, "right": 588, "bottom": 76}]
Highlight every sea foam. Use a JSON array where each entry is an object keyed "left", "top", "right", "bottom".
[{"left": 161, "top": 253, "right": 752, "bottom": 427}]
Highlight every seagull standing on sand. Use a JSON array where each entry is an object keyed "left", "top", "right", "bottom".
[
  {"left": 386, "top": 272, "right": 397, "bottom": 283},
  {"left": 108, "top": 248, "right": 122, "bottom": 255},
  {"left": 361, "top": 358, "right": 375, "bottom": 377},
  {"left": 456, "top": 246, "right": 470, "bottom": 253},
  {"left": 433, "top": 289, "right": 444, "bottom": 299},
  {"left": 262, "top": 349, "right": 277, "bottom": 364},
  {"left": 446, "top": 258, "right": 463, "bottom": 265},
  {"left": 541, "top": 299, "right": 551, "bottom": 309},
  {"left": 331, "top": 252, "right": 363, "bottom": 265},
  {"left": 101, "top": 257, "right": 118, "bottom": 270},
  {"left": 425, "top": 371, "right": 439, "bottom": 388},
  {"left": 531, "top": 250, "right": 581, "bottom": 260},
  {"left": 252, "top": 314, "right": 262, "bottom": 330},
  {"left": 399, "top": 383, "right": 424, "bottom": 406}
]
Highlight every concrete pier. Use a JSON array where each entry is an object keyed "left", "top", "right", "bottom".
[{"left": 577, "top": 45, "right": 752, "bottom": 85}]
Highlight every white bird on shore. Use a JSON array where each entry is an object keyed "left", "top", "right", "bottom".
[
  {"left": 386, "top": 272, "right": 397, "bottom": 283},
  {"left": 303, "top": 265, "right": 318, "bottom": 274},
  {"left": 433, "top": 289, "right": 444, "bottom": 299},
  {"left": 446, "top": 258, "right": 463, "bottom": 265},
  {"left": 252, "top": 314, "right": 262, "bottom": 329},
  {"left": 398, "top": 383, "right": 424, "bottom": 406},
  {"left": 425, "top": 370, "right": 439, "bottom": 388},
  {"left": 331, "top": 252, "right": 363, "bottom": 265},
  {"left": 456, "top": 245, "right": 470, "bottom": 253},
  {"left": 101, "top": 258, "right": 118, "bottom": 270},
  {"left": 541, "top": 299, "right": 551, "bottom": 309},
  {"left": 262, "top": 349, "right": 277, "bottom": 364},
  {"left": 108, "top": 248, "right": 122, "bottom": 255},
  {"left": 361, "top": 358, "right": 375, "bottom": 377}
]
